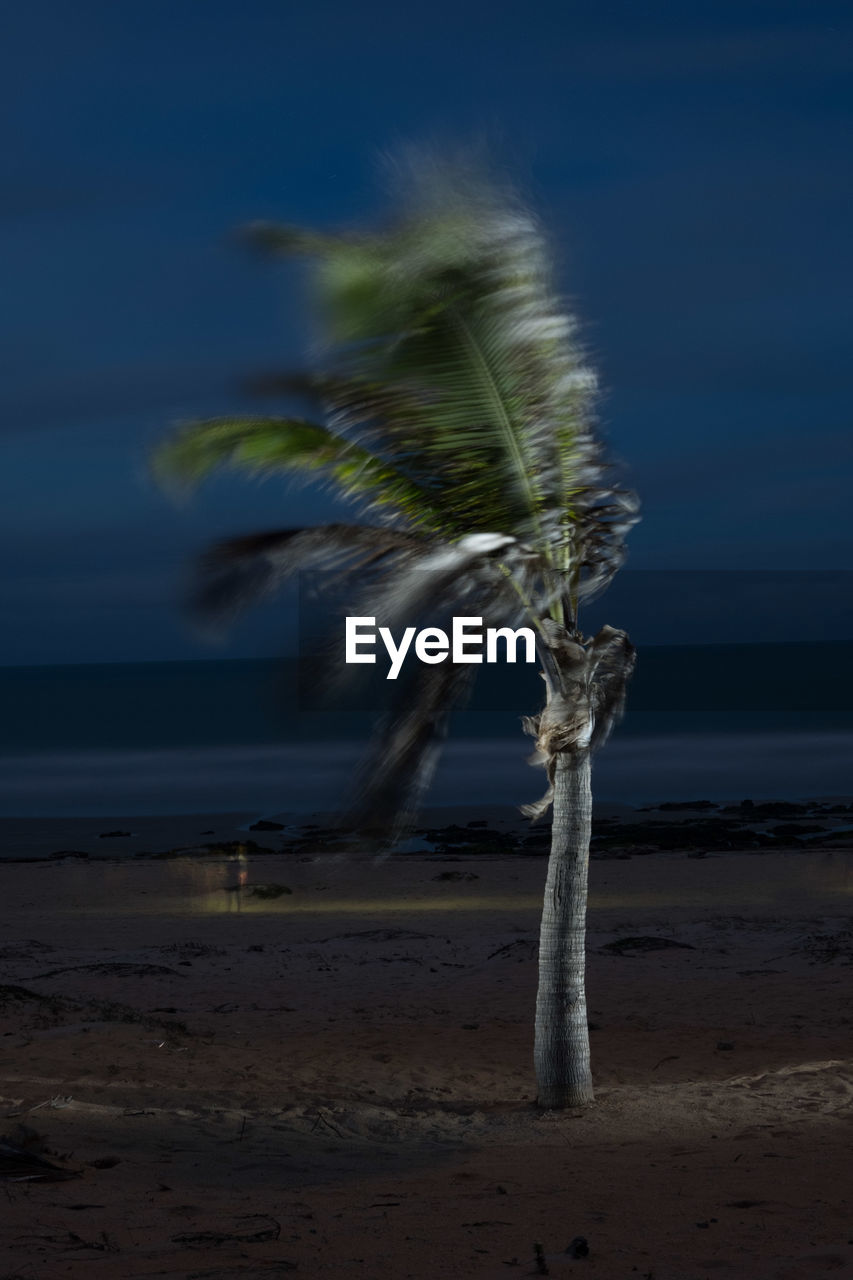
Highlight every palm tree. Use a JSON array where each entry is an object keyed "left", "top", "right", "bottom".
[{"left": 156, "top": 162, "right": 639, "bottom": 1109}]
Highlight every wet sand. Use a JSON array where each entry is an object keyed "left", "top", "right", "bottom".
[{"left": 1, "top": 811, "right": 852, "bottom": 1278}]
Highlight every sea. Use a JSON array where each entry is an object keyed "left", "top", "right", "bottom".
[{"left": 0, "top": 642, "right": 851, "bottom": 817}]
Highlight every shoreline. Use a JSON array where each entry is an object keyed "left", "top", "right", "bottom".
[{"left": 1, "top": 794, "right": 851, "bottom": 861}]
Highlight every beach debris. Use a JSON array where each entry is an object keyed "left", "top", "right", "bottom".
[
  {"left": 805, "top": 829, "right": 853, "bottom": 846},
  {"left": 488, "top": 939, "right": 538, "bottom": 961},
  {"left": 65, "top": 1229, "right": 119, "bottom": 1251},
  {"left": 183, "top": 1263, "right": 297, "bottom": 1276},
  {"left": 419, "top": 823, "right": 520, "bottom": 856},
  {"left": 592, "top": 819, "right": 774, "bottom": 852},
  {"left": 309, "top": 1108, "right": 345, "bottom": 1138},
  {"left": 3, "top": 1122, "right": 43, "bottom": 1145},
  {"left": 0, "top": 1127, "right": 78, "bottom": 1182},
  {"left": 592, "top": 844, "right": 647, "bottom": 860},
  {"left": 0, "top": 939, "right": 54, "bottom": 959},
  {"left": 601, "top": 936, "right": 695, "bottom": 955},
  {"left": 314, "top": 928, "right": 432, "bottom": 943},
  {"left": 161, "top": 941, "right": 225, "bottom": 958},
  {"left": 249, "top": 882, "right": 292, "bottom": 899},
  {"left": 796, "top": 931, "right": 853, "bottom": 965},
  {"left": 0, "top": 981, "right": 187, "bottom": 1036},
  {"left": 565, "top": 1235, "right": 590, "bottom": 1258},
  {"left": 33, "top": 962, "right": 183, "bottom": 979},
  {"left": 646, "top": 800, "right": 718, "bottom": 811},
  {"left": 721, "top": 801, "right": 808, "bottom": 819},
  {"left": 222, "top": 882, "right": 292, "bottom": 898},
  {"left": 0, "top": 982, "right": 69, "bottom": 1021}
]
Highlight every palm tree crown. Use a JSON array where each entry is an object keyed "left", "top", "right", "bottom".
[{"left": 156, "top": 163, "right": 639, "bottom": 830}]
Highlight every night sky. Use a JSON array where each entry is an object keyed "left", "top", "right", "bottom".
[{"left": 2, "top": 0, "right": 851, "bottom": 665}]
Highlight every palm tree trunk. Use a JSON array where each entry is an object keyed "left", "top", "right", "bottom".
[{"left": 534, "top": 748, "right": 594, "bottom": 1108}]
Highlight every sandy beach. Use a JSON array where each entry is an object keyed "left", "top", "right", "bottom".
[{"left": 1, "top": 806, "right": 852, "bottom": 1279}]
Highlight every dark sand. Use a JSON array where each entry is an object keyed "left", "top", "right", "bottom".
[{"left": 1, "top": 808, "right": 852, "bottom": 1278}]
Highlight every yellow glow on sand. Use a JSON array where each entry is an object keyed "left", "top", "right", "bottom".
[
  {"left": 60, "top": 893, "right": 545, "bottom": 916},
  {"left": 30, "top": 846, "right": 851, "bottom": 916}
]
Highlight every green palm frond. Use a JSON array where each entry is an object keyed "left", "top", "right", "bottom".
[
  {"left": 310, "top": 204, "right": 599, "bottom": 545},
  {"left": 239, "top": 221, "right": 366, "bottom": 257},
  {"left": 153, "top": 415, "right": 442, "bottom": 528},
  {"left": 154, "top": 415, "right": 331, "bottom": 483}
]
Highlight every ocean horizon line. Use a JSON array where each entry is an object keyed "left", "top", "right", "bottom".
[
  {"left": 2, "top": 732, "right": 852, "bottom": 820},
  {"left": 3, "top": 634, "right": 853, "bottom": 672}
]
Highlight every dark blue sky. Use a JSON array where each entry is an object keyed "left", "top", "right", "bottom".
[{"left": 2, "top": 0, "right": 851, "bottom": 664}]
